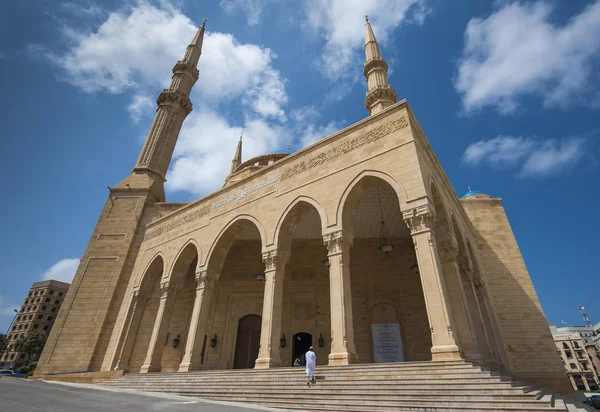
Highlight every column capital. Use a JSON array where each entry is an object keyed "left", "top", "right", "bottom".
[
  {"left": 403, "top": 205, "right": 434, "bottom": 235},
  {"left": 323, "top": 230, "right": 352, "bottom": 256},
  {"left": 262, "top": 250, "right": 289, "bottom": 272},
  {"left": 159, "top": 281, "right": 180, "bottom": 299},
  {"left": 194, "top": 269, "right": 218, "bottom": 290}
]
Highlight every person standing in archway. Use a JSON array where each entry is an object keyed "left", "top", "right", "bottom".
[{"left": 305, "top": 346, "right": 316, "bottom": 386}]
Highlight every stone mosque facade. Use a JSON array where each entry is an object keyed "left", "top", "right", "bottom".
[{"left": 35, "top": 19, "right": 569, "bottom": 393}]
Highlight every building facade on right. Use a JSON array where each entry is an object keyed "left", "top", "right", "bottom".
[{"left": 550, "top": 324, "right": 600, "bottom": 391}]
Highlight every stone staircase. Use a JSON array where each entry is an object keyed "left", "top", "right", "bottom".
[{"left": 99, "top": 360, "right": 585, "bottom": 411}]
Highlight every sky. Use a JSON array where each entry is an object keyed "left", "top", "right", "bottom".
[{"left": 0, "top": 0, "right": 599, "bottom": 333}]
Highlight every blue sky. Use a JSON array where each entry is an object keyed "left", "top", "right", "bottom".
[{"left": 0, "top": 0, "right": 599, "bottom": 333}]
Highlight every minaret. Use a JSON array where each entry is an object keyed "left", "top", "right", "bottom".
[
  {"left": 132, "top": 18, "right": 207, "bottom": 189},
  {"left": 363, "top": 16, "right": 397, "bottom": 115},
  {"left": 230, "top": 132, "right": 243, "bottom": 174}
]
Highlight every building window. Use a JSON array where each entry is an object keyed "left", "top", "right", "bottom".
[
  {"left": 42, "top": 306, "right": 47, "bottom": 310},
  {"left": 47, "top": 316, "right": 53, "bottom": 321},
  {"left": 37, "top": 315, "right": 43, "bottom": 320},
  {"left": 51, "top": 307, "right": 57, "bottom": 313},
  {"left": 58, "top": 292, "right": 63, "bottom": 297},
  {"left": 49, "top": 290, "right": 54, "bottom": 295},
  {"left": 33, "top": 324, "right": 39, "bottom": 329},
  {"left": 43, "top": 325, "right": 49, "bottom": 331},
  {"left": 570, "top": 363, "right": 577, "bottom": 369},
  {"left": 54, "top": 300, "right": 60, "bottom": 305},
  {"left": 45, "top": 298, "right": 50, "bottom": 303},
  {"left": 28, "top": 292, "right": 32, "bottom": 297},
  {"left": 565, "top": 350, "right": 573, "bottom": 358},
  {"left": 582, "top": 363, "right": 589, "bottom": 371},
  {"left": 574, "top": 342, "right": 580, "bottom": 348}
]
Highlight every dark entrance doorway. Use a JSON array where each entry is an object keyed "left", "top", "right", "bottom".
[
  {"left": 233, "top": 314, "right": 261, "bottom": 369},
  {"left": 292, "top": 332, "right": 312, "bottom": 366}
]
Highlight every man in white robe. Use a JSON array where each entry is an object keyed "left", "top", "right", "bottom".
[{"left": 305, "top": 346, "right": 316, "bottom": 386}]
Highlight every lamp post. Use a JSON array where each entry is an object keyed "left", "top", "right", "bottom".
[{"left": 6, "top": 309, "right": 18, "bottom": 335}]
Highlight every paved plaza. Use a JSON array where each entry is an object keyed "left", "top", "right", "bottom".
[{"left": 0, "top": 378, "right": 283, "bottom": 412}]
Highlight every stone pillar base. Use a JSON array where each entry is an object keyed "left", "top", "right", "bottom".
[
  {"left": 431, "top": 345, "right": 463, "bottom": 360},
  {"left": 328, "top": 352, "right": 358, "bottom": 366},
  {"left": 254, "top": 357, "right": 280, "bottom": 369},
  {"left": 177, "top": 362, "right": 198, "bottom": 372},
  {"left": 140, "top": 364, "right": 161, "bottom": 373},
  {"left": 112, "top": 364, "right": 130, "bottom": 372}
]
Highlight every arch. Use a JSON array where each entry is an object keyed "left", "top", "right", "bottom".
[
  {"left": 204, "top": 215, "right": 266, "bottom": 273},
  {"left": 336, "top": 170, "right": 408, "bottom": 228},
  {"left": 273, "top": 196, "right": 328, "bottom": 248},
  {"left": 204, "top": 214, "right": 267, "bottom": 267},
  {"left": 135, "top": 252, "right": 166, "bottom": 291},
  {"left": 165, "top": 241, "right": 200, "bottom": 284},
  {"left": 428, "top": 178, "right": 453, "bottom": 231}
]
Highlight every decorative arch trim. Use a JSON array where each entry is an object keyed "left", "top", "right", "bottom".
[
  {"left": 165, "top": 238, "right": 201, "bottom": 281},
  {"left": 272, "top": 195, "right": 328, "bottom": 248},
  {"left": 135, "top": 251, "right": 166, "bottom": 290},
  {"left": 203, "top": 214, "right": 267, "bottom": 267},
  {"left": 336, "top": 170, "right": 409, "bottom": 228}
]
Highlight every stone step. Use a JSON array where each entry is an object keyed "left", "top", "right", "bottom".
[
  {"left": 195, "top": 394, "right": 559, "bottom": 410},
  {"left": 103, "top": 382, "right": 536, "bottom": 393},
  {"left": 161, "top": 388, "right": 545, "bottom": 401}
]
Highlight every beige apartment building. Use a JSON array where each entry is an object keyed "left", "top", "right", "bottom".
[
  {"left": 1, "top": 280, "right": 70, "bottom": 369},
  {"left": 550, "top": 324, "right": 600, "bottom": 391},
  {"left": 34, "top": 19, "right": 570, "bottom": 394}
]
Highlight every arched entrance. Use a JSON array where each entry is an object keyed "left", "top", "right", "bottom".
[
  {"left": 292, "top": 332, "right": 313, "bottom": 366},
  {"left": 233, "top": 314, "right": 262, "bottom": 369}
]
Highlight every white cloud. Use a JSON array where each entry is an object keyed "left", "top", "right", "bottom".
[
  {"left": 42, "top": 258, "right": 80, "bottom": 284},
  {"left": 167, "top": 107, "right": 287, "bottom": 195},
  {"left": 299, "top": 121, "right": 341, "bottom": 147},
  {"left": 304, "top": 0, "right": 429, "bottom": 81},
  {"left": 463, "top": 135, "right": 587, "bottom": 177},
  {"left": 128, "top": 93, "right": 155, "bottom": 122},
  {"left": 50, "top": 3, "right": 288, "bottom": 119},
  {"left": 455, "top": 1, "right": 600, "bottom": 114},
  {"left": 220, "top": 0, "right": 268, "bottom": 26}
]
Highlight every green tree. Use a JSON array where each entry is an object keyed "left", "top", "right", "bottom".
[{"left": 13, "top": 331, "right": 47, "bottom": 363}]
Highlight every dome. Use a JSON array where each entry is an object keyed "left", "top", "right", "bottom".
[
  {"left": 460, "top": 189, "right": 490, "bottom": 200},
  {"left": 224, "top": 153, "right": 289, "bottom": 187}
]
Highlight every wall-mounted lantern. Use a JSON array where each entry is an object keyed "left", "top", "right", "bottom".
[
  {"left": 172, "top": 334, "right": 181, "bottom": 348},
  {"left": 210, "top": 334, "right": 218, "bottom": 348},
  {"left": 410, "top": 264, "right": 420, "bottom": 274},
  {"left": 322, "top": 258, "right": 330, "bottom": 267},
  {"left": 280, "top": 334, "right": 286, "bottom": 348},
  {"left": 318, "top": 334, "right": 324, "bottom": 348},
  {"left": 256, "top": 272, "right": 266, "bottom": 281}
]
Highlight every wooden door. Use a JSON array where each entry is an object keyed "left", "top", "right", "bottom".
[{"left": 233, "top": 314, "right": 262, "bottom": 369}]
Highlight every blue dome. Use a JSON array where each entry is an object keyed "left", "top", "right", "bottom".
[{"left": 461, "top": 190, "right": 483, "bottom": 199}]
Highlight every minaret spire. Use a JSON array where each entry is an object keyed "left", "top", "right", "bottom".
[
  {"left": 230, "top": 132, "right": 243, "bottom": 174},
  {"left": 132, "top": 18, "right": 207, "bottom": 190},
  {"left": 363, "top": 16, "right": 397, "bottom": 115}
]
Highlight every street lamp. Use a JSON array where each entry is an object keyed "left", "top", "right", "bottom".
[{"left": 6, "top": 309, "right": 18, "bottom": 334}]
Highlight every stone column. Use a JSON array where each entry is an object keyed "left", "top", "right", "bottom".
[
  {"left": 178, "top": 270, "right": 217, "bottom": 372},
  {"left": 323, "top": 230, "right": 358, "bottom": 365},
  {"left": 403, "top": 205, "right": 462, "bottom": 360},
  {"left": 140, "top": 282, "right": 178, "bottom": 373},
  {"left": 112, "top": 289, "right": 149, "bottom": 371},
  {"left": 255, "top": 250, "right": 289, "bottom": 369},
  {"left": 438, "top": 238, "right": 481, "bottom": 361}
]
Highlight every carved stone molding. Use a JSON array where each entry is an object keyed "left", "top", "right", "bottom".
[
  {"left": 323, "top": 230, "right": 351, "bottom": 256},
  {"left": 159, "top": 281, "right": 171, "bottom": 299},
  {"left": 262, "top": 250, "right": 289, "bottom": 272},
  {"left": 403, "top": 205, "right": 434, "bottom": 235},
  {"left": 172, "top": 60, "right": 199, "bottom": 82},
  {"left": 280, "top": 116, "right": 408, "bottom": 182},
  {"left": 363, "top": 58, "right": 389, "bottom": 77},
  {"left": 157, "top": 89, "right": 193, "bottom": 116},
  {"left": 364, "top": 85, "right": 398, "bottom": 109},
  {"left": 195, "top": 270, "right": 217, "bottom": 290}
]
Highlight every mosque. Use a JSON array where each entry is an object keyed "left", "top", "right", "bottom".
[{"left": 35, "top": 18, "right": 569, "bottom": 394}]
